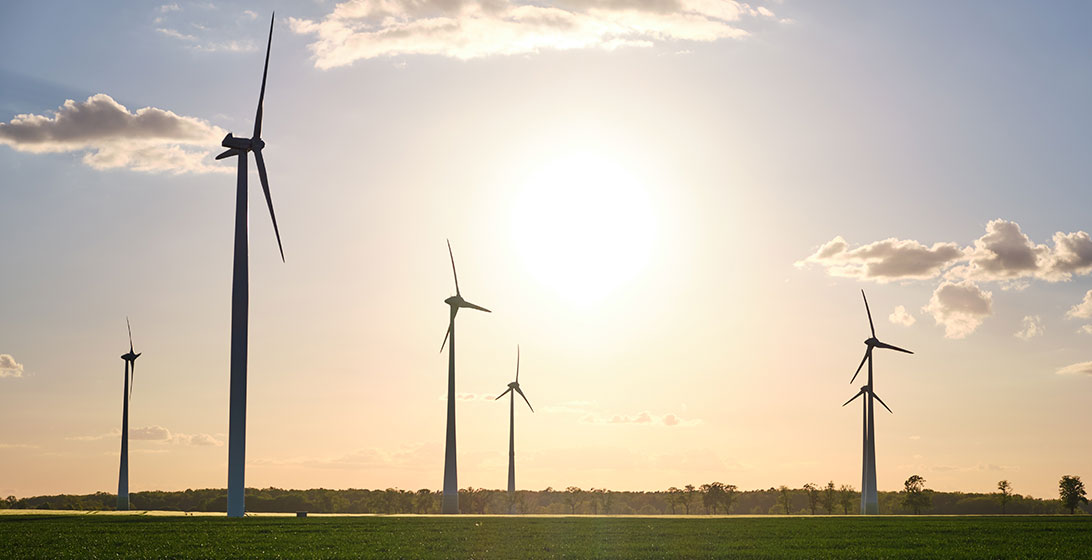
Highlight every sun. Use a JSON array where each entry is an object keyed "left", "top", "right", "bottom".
[{"left": 511, "top": 152, "right": 657, "bottom": 305}]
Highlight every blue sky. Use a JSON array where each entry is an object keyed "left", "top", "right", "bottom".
[{"left": 1, "top": 1, "right": 1090, "bottom": 499}]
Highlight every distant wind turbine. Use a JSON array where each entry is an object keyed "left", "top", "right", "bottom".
[
  {"left": 847, "top": 290, "right": 912, "bottom": 515},
  {"left": 117, "top": 318, "right": 141, "bottom": 511},
  {"left": 495, "top": 345, "right": 533, "bottom": 512},
  {"left": 214, "top": 13, "right": 285, "bottom": 518},
  {"left": 440, "top": 240, "right": 491, "bottom": 514}
]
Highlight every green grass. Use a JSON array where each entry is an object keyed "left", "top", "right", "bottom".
[{"left": 1, "top": 514, "right": 1090, "bottom": 559}]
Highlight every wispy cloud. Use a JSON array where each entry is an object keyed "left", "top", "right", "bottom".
[
  {"left": 0, "top": 94, "right": 228, "bottom": 174},
  {"left": 68, "top": 425, "right": 223, "bottom": 446},
  {"left": 1014, "top": 315, "right": 1044, "bottom": 340},
  {"left": 0, "top": 354, "right": 24, "bottom": 378},
  {"left": 1056, "top": 361, "right": 1092, "bottom": 377},
  {"left": 583, "top": 410, "right": 701, "bottom": 427},
  {"left": 289, "top": 0, "right": 778, "bottom": 68}
]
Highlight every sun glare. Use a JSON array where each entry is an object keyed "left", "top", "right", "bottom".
[{"left": 512, "top": 152, "right": 657, "bottom": 305}]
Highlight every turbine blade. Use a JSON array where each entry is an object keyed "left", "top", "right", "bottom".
[
  {"left": 515, "top": 386, "right": 533, "bottom": 412},
  {"left": 254, "top": 149, "right": 285, "bottom": 262},
  {"left": 872, "top": 392, "right": 893, "bottom": 414},
  {"left": 495, "top": 388, "right": 512, "bottom": 400},
  {"left": 850, "top": 348, "right": 870, "bottom": 384},
  {"left": 440, "top": 321, "right": 452, "bottom": 353},
  {"left": 215, "top": 148, "right": 241, "bottom": 160},
  {"left": 515, "top": 345, "right": 520, "bottom": 383},
  {"left": 253, "top": 12, "right": 274, "bottom": 139},
  {"left": 127, "top": 317, "right": 133, "bottom": 353},
  {"left": 842, "top": 389, "right": 864, "bottom": 407},
  {"left": 461, "top": 300, "right": 491, "bottom": 313},
  {"left": 874, "top": 340, "right": 913, "bottom": 354},
  {"left": 862, "top": 290, "right": 875, "bottom": 338},
  {"left": 447, "top": 239, "right": 460, "bottom": 296}
]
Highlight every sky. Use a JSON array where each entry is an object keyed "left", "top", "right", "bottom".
[{"left": 1, "top": 1, "right": 1090, "bottom": 501}]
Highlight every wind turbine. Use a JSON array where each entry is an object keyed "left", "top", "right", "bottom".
[
  {"left": 847, "top": 290, "right": 912, "bottom": 515},
  {"left": 214, "top": 13, "right": 285, "bottom": 518},
  {"left": 117, "top": 318, "right": 141, "bottom": 511},
  {"left": 495, "top": 345, "right": 533, "bottom": 512},
  {"left": 440, "top": 240, "right": 491, "bottom": 514}
]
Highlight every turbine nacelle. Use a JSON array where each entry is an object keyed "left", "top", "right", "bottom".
[
  {"left": 121, "top": 352, "right": 141, "bottom": 362},
  {"left": 444, "top": 294, "right": 491, "bottom": 313}
]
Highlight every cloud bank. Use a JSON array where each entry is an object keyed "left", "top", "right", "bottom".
[
  {"left": 0, "top": 94, "right": 228, "bottom": 174},
  {"left": 0, "top": 354, "right": 24, "bottom": 378},
  {"left": 289, "top": 0, "right": 777, "bottom": 68},
  {"left": 799, "top": 219, "right": 1092, "bottom": 338},
  {"left": 799, "top": 220, "right": 1092, "bottom": 285}
]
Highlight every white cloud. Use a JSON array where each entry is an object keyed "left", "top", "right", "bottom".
[
  {"left": 1078, "top": 325, "right": 1092, "bottom": 336},
  {"left": 160, "top": 3, "right": 181, "bottom": 12},
  {"left": 289, "top": 0, "right": 775, "bottom": 68},
  {"left": 243, "top": 9, "right": 258, "bottom": 20},
  {"left": 0, "top": 354, "right": 24, "bottom": 378},
  {"left": 1014, "top": 315, "right": 1044, "bottom": 340},
  {"left": 795, "top": 235, "right": 963, "bottom": 282},
  {"left": 922, "top": 281, "right": 993, "bottom": 339},
  {"left": 0, "top": 94, "right": 229, "bottom": 174},
  {"left": 1056, "top": 361, "right": 1092, "bottom": 377},
  {"left": 1066, "top": 290, "right": 1092, "bottom": 319},
  {"left": 952, "top": 219, "right": 1050, "bottom": 282},
  {"left": 889, "top": 305, "right": 916, "bottom": 326}
]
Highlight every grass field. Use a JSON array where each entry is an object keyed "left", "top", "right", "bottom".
[{"left": 1, "top": 513, "right": 1090, "bottom": 559}]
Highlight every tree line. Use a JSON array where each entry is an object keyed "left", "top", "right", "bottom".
[{"left": 3, "top": 475, "right": 1087, "bottom": 515}]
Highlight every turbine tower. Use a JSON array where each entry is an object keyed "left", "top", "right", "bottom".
[
  {"left": 117, "top": 318, "right": 141, "bottom": 511},
  {"left": 214, "top": 13, "right": 285, "bottom": 518},
  {"left": 495, "top": 345, "right": 533, "bottom": 512},
  {"left": 440, "top": 240, "right": 491, "bottom": 514},
  {"left": 847, "top": 290, "right": 912, "bottom": 515}
]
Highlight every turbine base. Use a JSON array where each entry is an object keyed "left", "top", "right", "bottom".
[{"left": 441, "top": 492, "right": 460, "bottom": 514}]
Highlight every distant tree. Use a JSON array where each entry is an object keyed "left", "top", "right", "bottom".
[
  {"left": 822, "top": 482, "right": 836, "bottom": 515},
  {"left": 2, "top": 496, "right": 15, "bottom": 509},
  {"left": 778, "top": 486, "right": 792, "bottom": 514},
  {"left": 723, "top": 484, "right": 738, "bottom": 515},
  {"left": 902, "top": 475, "right": 932, "bottom": 514},
  {"left": 588, "top": 488, "right": 605, "bottom": 515},
  {"left": 563, "top": 487, "right": 584, "bottom": 514},
  {"left": 1058, "top": 475, "right": 1088, "bottom": 514},
  {"left": 700, "top": 483, "right": 725, "bottom": 514},
  {"left": 803, "top": 483, "right": 820, "bottom": 515},
  {"left": 997, "top": 480, "right": 1013, "bottom": 514},
  {"left": 602, "top": 490, "right": 614, "bottom": 515},
  {"left": 683, "top": 484, "right": 697, "bottom": 515},
  {"left": 667, "top": 487, "right": 681, "bottom": 514},
  {"left": 838, "top": 485, "right": 855, "bottom": 515}
]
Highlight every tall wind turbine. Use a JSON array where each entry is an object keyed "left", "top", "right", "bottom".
[
  {"left": 495, "top": 345, "right": 533, "bottom": 512},
  {"left": 440, "top": 240, "right": 491, "bottom": 514},
  {"left": 214, "top": 13, "right": 285, "bottom": 518},
  {"left": 117, "top": 318, "right": 141, "bottom": 511},
  {"left": 847, "top": 290, "right": 912, "bottom": 515}
]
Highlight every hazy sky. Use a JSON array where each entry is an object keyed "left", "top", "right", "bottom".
[{"left": 2, "top": 1, "right": 1090, "bottom": 500}]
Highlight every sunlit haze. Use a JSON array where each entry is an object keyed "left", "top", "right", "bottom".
[{"left": 1, "top": 0, "right": 1090, "bottom": 502}]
